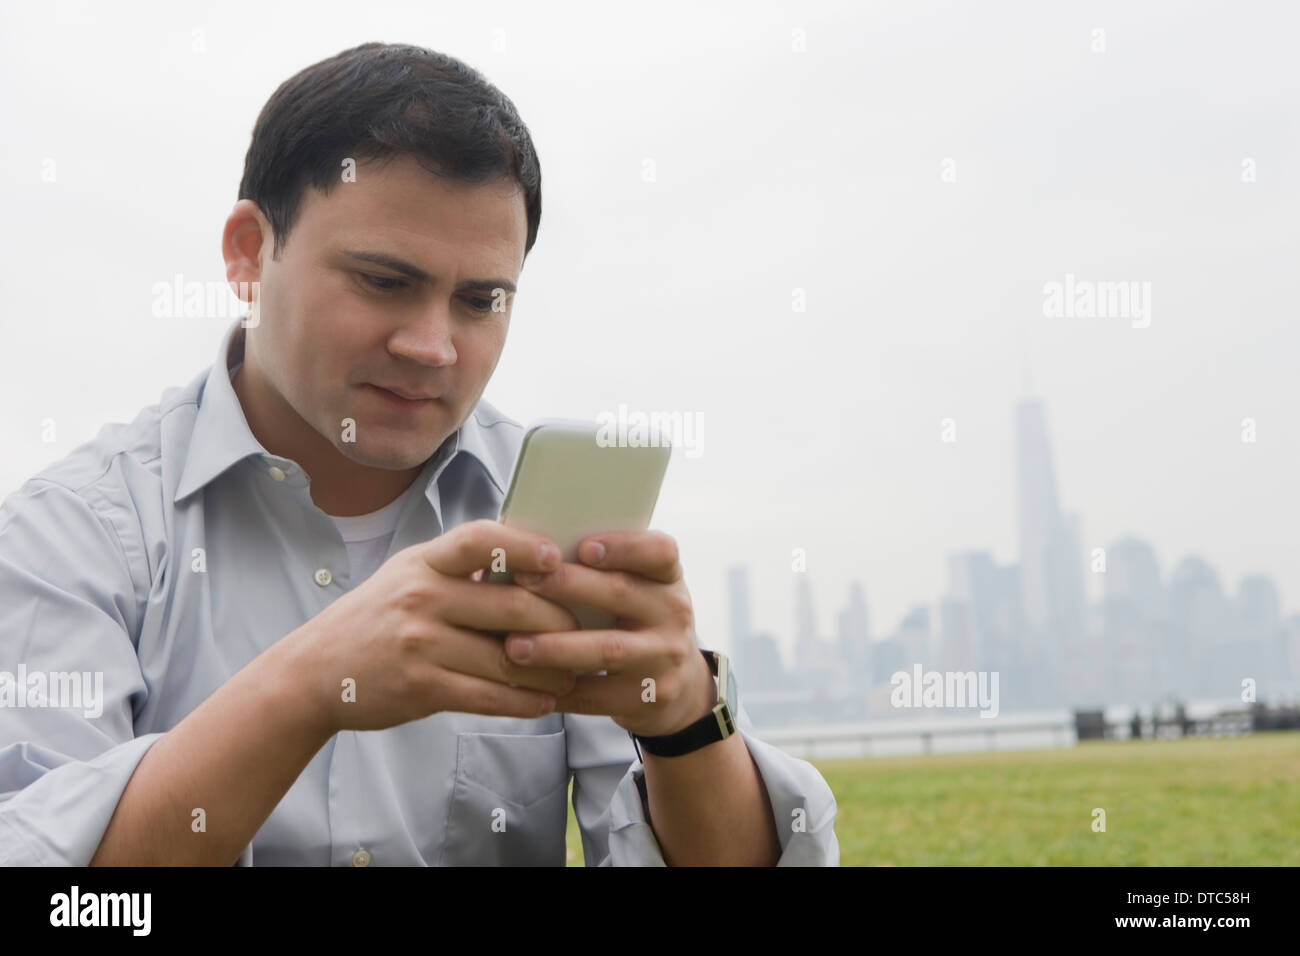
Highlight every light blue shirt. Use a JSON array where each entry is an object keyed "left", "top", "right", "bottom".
[{"left": 0, "top": 318, "right": 839, "bottom": 866}]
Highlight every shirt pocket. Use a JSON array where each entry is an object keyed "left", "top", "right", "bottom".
[{"left": 439, "top": 729, "right": 570, "bottom": 866}]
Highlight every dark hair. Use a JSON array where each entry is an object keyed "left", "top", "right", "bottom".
[{"left": 237, "top": 42, "right": 541, "bottom": 260}]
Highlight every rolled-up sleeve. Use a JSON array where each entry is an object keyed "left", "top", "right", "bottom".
[
  {"left": 567, "top": 699, "right": 840, "bottom": 866},
  {"left": 0, "top": 477, "right": 160, "bottom": 866}
]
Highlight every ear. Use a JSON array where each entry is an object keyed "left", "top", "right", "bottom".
[{"left": 222, "top": 199, "right": 272, "bottom": 306}]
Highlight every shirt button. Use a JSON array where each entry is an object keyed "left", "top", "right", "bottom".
[
  {"left": 314, "top": 568, "right": 333, "bottom": 587},
  {"left": 351, "top": 848, "right": 371, "bottom": 867},
  {"left": 268, "top": 465, "right": 286, "bottom": 481}
]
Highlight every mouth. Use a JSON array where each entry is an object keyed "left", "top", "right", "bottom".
[{"left": 365, "top": 383, "right": 438, "bottom": 408}]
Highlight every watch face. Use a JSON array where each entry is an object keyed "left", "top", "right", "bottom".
[{"left": 714, "top": 653, "right": 737, "bottom": 713}]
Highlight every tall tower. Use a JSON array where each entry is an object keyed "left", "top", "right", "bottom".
[
  {"left": 836, "top": 580, "right": 871, "bottom": 681},
  {"left": 725, "top": 565, "right": 752, "bottom": 654},
  {"left": 1015, "top": 398, "right": 1086, "bottom": 641},
  {"left": 1016, "top": 399, "right": 1059, "bottom": 634},
  {"left": 794, "top": 574, "right": 819, "bottom": 665}
]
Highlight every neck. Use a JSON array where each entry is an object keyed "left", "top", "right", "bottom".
[{"left": 231, "top": 360, "right": 423, "bottom": 517}]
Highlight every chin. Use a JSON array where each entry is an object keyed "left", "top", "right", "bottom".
[{"left": 336, "top": 441, "right": 428, "bottom": 471}]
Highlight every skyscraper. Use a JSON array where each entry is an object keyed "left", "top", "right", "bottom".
[
  {"left": 1237, "top": 575, "right": 1281, "bottom": 640},
  {"left": 1015, "top": 398, "right": 1087, "bottom": 642},
  {"left": 836, "top": 580, "right": 871, "bottom": 684},
  {"left": 1104, "top": 536, "right": 1164, "bottom": 621},
  {"left": 794, "top": 574, "right": 819, "bottom": 666},
  {"left": 724, "top": 565, "right": 790, "bottom": 697},
  {"left": 725, "top": 564, "right": 752, "bottom": 654},
  {"left": 1167, "top": 555, "right": 1229, "bottom": 697}
]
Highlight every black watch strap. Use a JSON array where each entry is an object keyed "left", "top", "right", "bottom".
[{"left": 631, "top": 650, "right": 733, "bottom": 759}]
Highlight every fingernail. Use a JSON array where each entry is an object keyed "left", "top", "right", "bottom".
[
  {"left": 582, "top": 540, "right": 606, "bottom": 565},
  {"left": 508, "top": 636, "right": 534, "bottom": 661},
  {"left": 539, "top": 543, "right": 560, "bottom": 568}
]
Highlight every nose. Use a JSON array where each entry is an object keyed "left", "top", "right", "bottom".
[{"left": 388, "top": 300, "right": 457, "bottom": 367}]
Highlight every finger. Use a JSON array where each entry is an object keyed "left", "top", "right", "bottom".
[
  {"left": 432, "top": 668, "right": 561, "bottom": 720},
  {"left": 422, "top": 518, "right": 562, "bottom": 578},
  {"left": 551, "top": 672, "right": 648, "bottom": 720},
  {"left": 503, "top": 627, "right": 665, "bottom": 674},
  {"left": 432, "top": 621, "right": 577, "bottom": 698},
  {"left": 514, "top": 561, "right": 668, "bottom": 624},
  {"left": 433, "top": 575, "right": 580, "bottom": 634},
  {"left": 576, "top": 530, "right": 681, "bottom": 584}
]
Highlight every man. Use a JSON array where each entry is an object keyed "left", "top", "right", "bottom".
[{"left": 0, "top": 42, "right": 838, "bottom": 866}]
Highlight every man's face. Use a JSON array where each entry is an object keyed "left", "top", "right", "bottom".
[{"left": 245, "top": 154, "right": 527, "bottom": 471}]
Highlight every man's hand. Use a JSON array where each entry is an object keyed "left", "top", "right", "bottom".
[
  {"left": 499, "top": 529, "right": 784, "bottom": 867},
  {"left": 499, "top": 530, "right": 718, "bottom": 737},
  {"left": 287, "top": 518, "right": 582, "bottom": 735}
]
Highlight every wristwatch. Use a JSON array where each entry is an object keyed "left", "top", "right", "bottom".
[{"left": 631, "top": 649, "right": 738, "bottom": 759}]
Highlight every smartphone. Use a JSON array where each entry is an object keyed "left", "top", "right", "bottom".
[{"left": 486, "top": 418, "right": 672, "bottom": 630}]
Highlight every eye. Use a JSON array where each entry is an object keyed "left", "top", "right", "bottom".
[
  {"left": 360, "top": 273, "right": 408, "bottom": 292},
  {"left": 465, "top": 296, "right": 496, "bottom": 312}
]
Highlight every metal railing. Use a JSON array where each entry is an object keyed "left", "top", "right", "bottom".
[
  {"left": 751, "top": 700, "right": 1300, "bottom": 760},
  {"left": 756, "top": 712, "right": 1075, "bottom": 760}
]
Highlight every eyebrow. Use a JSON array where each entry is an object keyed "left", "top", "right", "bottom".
[{"left": 342, "top": 250, "right": 517, "bottom": 294}]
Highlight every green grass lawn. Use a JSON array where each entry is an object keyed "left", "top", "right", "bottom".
[{"left": 565, "top": 731, "right": 1300, "bottom": 865}]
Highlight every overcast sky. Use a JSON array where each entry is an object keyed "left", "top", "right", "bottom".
[{"left": 2, "top": 0, "right": 1297, "bottom": 666}]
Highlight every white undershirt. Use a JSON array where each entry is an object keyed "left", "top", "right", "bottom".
[{"left": 327, "top": 479, "right": 423, "bottom": 585}]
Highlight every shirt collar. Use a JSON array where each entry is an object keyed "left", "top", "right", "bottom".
[{"left": 173, "top": 319, "right": 508, "bottom": 503}]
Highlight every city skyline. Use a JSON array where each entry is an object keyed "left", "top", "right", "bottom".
[{"left": 727, "top": 393, "right": 1299, "bottom": 725}]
